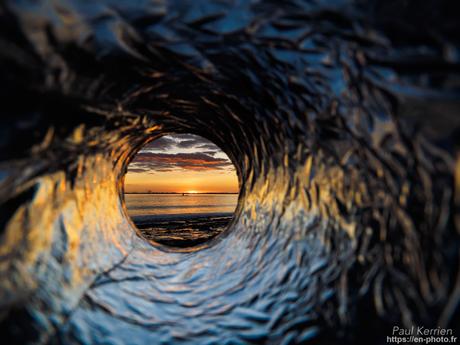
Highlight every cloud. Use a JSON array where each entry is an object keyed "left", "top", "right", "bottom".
[
  {"left": 128, "top": 134, "right": 233, "bottom": 174},
  {"left": 127, "top": 167, "right": 151, "bottom": 173},
  {"left": 172, "top": 133, "right": 200, "bottom": 140},
  {"left": 140, "top": 134, "right": 220, "bottom": 152},
  {"left": 142, "top": 136, "right": 177, "bottom": 151},
  {"left": 128, "top": 152, "right": 233, "bottom": 174},
  {"left": 176, "top": 139, "right": 200, "bottom": 148},
  {"left": 175, "top": 135, "right": 218, "bottom": 149},
  {"left": 197, "top": 143, "right": 220, "bottom": 150}
]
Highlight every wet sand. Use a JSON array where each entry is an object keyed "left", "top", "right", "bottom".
[{"left": 133, "top": 214, "right": 232, "bottom": 247}]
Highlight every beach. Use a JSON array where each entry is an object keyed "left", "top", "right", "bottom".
[
  {"left": 125, "top": 194, "right": 237, "bottom": 247},
  {"left": 133, "top": 214, "right": 233, "bottom": 247}
]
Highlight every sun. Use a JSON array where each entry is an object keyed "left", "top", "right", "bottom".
[{"left": 186, "top": 190, "right": 198, "bottom": 194}]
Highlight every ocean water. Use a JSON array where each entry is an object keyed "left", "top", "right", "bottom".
[{"left": 124, "top": 194, "right": 238, "bottom": 221}]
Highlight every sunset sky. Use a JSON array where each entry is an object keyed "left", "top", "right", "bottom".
[{"left": 124, "top": 134, "right": 239, "bottom": 193}]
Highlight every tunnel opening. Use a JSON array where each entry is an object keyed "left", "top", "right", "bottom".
[{"left": 123, "top": 133, "right": 240, "bottom": 248}]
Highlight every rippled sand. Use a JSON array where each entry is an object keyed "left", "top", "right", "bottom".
[{"left": 134, "top": 215, "right": 233, "bottom": 247}]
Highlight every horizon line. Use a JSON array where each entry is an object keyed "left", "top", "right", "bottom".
[{"left": 125, "top": 192, "right": 239, "bottom": 194}]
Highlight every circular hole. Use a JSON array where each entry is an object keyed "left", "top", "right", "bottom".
[{"left": 123, "top": 134, "right": 239, "bottom": 248}]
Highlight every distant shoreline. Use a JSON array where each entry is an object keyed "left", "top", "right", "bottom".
[{"left": 125, "top": 192, "right": 239, "bottom": 195}]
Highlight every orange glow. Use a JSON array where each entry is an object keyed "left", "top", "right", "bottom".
[
  {"left": 124, "top": 169, "right": 238, "bottom": 193},
  {"left": 123, "top": 134, "right": 239, "bottom": 194}
]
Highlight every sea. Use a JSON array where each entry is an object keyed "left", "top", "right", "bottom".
[{"left": 125, "top": 193, "right": 238, "bottom": 223}]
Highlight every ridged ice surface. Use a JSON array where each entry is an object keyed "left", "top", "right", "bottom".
[{"left": 0, "top": 1, "right": 459, "bottom": 344}]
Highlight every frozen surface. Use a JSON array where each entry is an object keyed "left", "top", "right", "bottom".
[{"left": 0, "top": 0, "right": 459, "bottom": 344}]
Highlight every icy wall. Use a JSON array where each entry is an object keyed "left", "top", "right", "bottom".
[{"left": 0, "top": 0, "right": 459, "bottom": 344}]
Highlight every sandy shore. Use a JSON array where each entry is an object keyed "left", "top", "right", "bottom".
[{"left": 133, "top": 213, "right": 233, "bottom": 247}]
